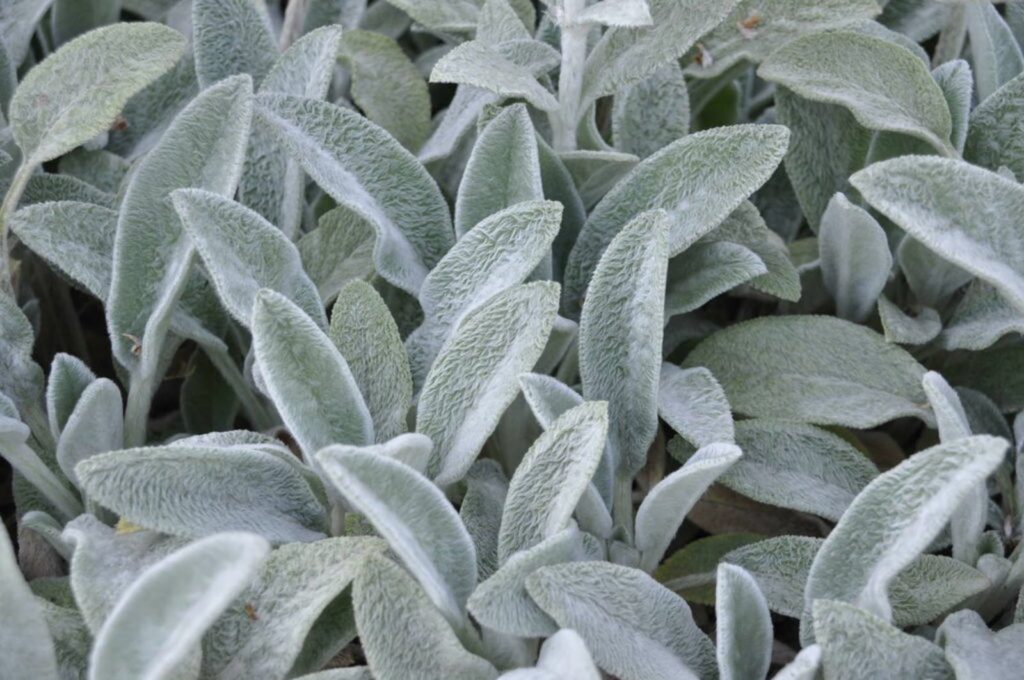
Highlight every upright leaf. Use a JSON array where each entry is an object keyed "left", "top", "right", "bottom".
[
  {"left": 612, "top": 63, "right": 689, "bottom": 159},
  {"left": 804, "top": 435, "right": 1007, "bottom": 627},
  {"left": 88, "top": 532, "right": 270, "bottom": 680},
  {"left": 354, "top": 554, "right": 498, "bottom": 680},
  {"left": 108, "top": 75, "right": 253, "bottom": 368},
  {"left": 818, "top": 193, "right": 892, "bottom": 322},
  {"left": 683, "top": 316, "right": 931, "bottom": 428},
  {"left": 759, "top": 31, "right": 955, "bottom": 156},
  {"left": 965, "top": 1, "right": 1024, "bottom": 102},
  {"left": 454, "top": 104, "right": 543, "bottom": 238},
  {"left": 965, "top": 72, "right": 1024, "bottom": 179},
  {"left": 498, "top": 401, "right": 608, "bottom": 562},
  {"left": 240, "top": 26, "right": 342, "bottom": 239},
  {"left": 55, "top": 378, "right": 123, "bottom": 488},
  {"left": 316, "top": 448, "right": 477, "bottom": 629},
  {"left": 193, "top": 0, "right": 277, "bottom": 89},
  {"left": 417, "top": 282, "right": 560, "bottom": 487},
  {"left": 339, "top": 29, "right": 431, "bottom": 152},
  {"left": 408, "top": 201, "right": 561, "bottom": 385},
  {"left": 329, "top": 280, "right": 412, "bottom": 442},
  {"left": 716, "top": 564, "right": 772, "bottom": 680},
  {"left": 564, "top": 125, "right": 789, "bottom": 313},
  {"left": 256, "top": 94, "right": 454, "bottom": 296},
  {"left": 658, "top": 364, "right": 734, "bottom": 448},
  {"left": 9, "top": 22, "right": 185, "bottom": 165},
  {"left": 579, "top": 210, "right": 668, "bottom": 476},
  {"left": 253, "top": 289, "right": 374, "bottom": 458},
  {"left": 937, "top": 609, "right": 1024, "bottom": 679},
  {"left": 173, "top": 188, "right": 325, "bottom": 328},
  {"left": 635, "top": 443, "right": 742, "bottom": 573}
]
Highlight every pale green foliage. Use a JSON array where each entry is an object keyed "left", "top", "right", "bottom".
[
  {"left": 9, "top": 22, "right": 184, "bottom": 165},
  {"left": 5, "top": 8, "right": 1024, "bottom": 680},
  {"left": 684, "top": 315, "right": 931, "bottom": 428}
]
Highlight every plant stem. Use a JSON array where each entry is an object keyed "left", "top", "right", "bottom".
[
  {"left": 552, "top": 0, "right": 588, "bottom": 152},
  {"left": 123, "top": 246, "right": 196, "bottom": 447},
  {"left": 0, "top": 163, "right": 34, "bottom": 296}
]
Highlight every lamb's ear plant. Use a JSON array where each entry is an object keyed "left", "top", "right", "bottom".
[{"left": 7, "top": 1, "right": 1024, "bottom": 678}]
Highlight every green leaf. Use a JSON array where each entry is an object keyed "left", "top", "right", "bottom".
[
  {"left": 316, "top": 448, "right": 477, "bottom": 630},
  {"left": 76, "top": 444, "right": 329, "bottom": 543},
  {"left": 715, "top": 564, "right": 772, "bottom": 680},
  {"left": 519, "top": 373, "right": 583, "bottom": 430},
  {"left": 254, "top": 287, "right": 373, "bottom": 458},
  {"left": 50, "top": 0, "right": 119, "bottom": 45},
  {"left": 853, "top": 156, "right": 1024, "bottom": 317},
  {"left": 386, "top": 0, "right": 479, "bottom": 33},
  {"left": 430, "top": 41, "right": 558, "bottom": 111},
  {"left": 22, "top": 173, "right": 114, "bottom": 207},
  {"left": 63, "top": 515, "right": 187, "bottom": 634},
  {"left": 55, "top": 378, "right": 122, "bottom": 489},
  {"left": 454, "top": 104, "right": 543, "bottom": 238},
  {"left": 877, "top": 296, "right": 942, "bottom": 346},
  {"left": 469, "top": 527, "right": 580, "bottom": 638},
  {"left": 580, "top": 0, "right": 739, "bottom": 110},
  {"left": 726, "top": 536, "right": 990, "bottom": 625},
  {"left": 408, "top": 201, "right": 561, "bottom": 386},
  {"left": 193, "top": 0, "right": 277, "bottom": 89},
  {"left": 933, "top": 59, "right": 973, "bottom": 154},
  {"left": 685, "top": 0, "right": 881, "bottom": 79},
  {"left": 44, "top": 352, "right": 95, "bottom": 439},
  {"left": 498, "top": 401, "right": 607, "bottom": 562},
  {"left": 173, "top": 188, "right": 325, "bottom": 329},
  {"left": 759, "top": 31, "right": 955, "bottom": 156},
  {"left": 10, "top": 201, "right": 116, "bottom": 302},
  {"left": 658, "top": 364, "right": 734, "bottom": 448},
  {"left": 579, "top": 210, "right": 668, "bottom": 476},
  {"left": 564, "top": 124, "right": 789, "bottom": 313},
  {"left": 723, "top": 419, "right": 878, "bottom": 522},
  {"left": 527, "top": 561, "right": 717, "bottom": 680},
  {"left": 108, "top": 75, "right": 253, "bottom": 368},
  {"left": 0, "top": 293, "right": 47, "bottom": 442},
  {"left": 812, "top": 599, "right": 954, "bottom": 680},
  {"left": 297, "top": 204, "right": 376, "bottom": 302},
  {"left": 966, "top": 1, "right": 1024, "bottom": 103},
  {"left": 339, "top": 29, "right": 431, "bottom": 152},
  {"left": 10, "top": 22, "right": 185, "bottom": 165},
  {"left": 240, "top": 25, "right": 342, "bottom": 239},
  {"left": 804, "top": 435, "right": 1007, "bottom": 627},
  {"left": 635, "top": 443, "right": 742, "bottom": 573},
  {"left": 88, "top": 532, "right": 270, "bottom": 680},
  {"left": 818, "top": 193, "right": 892, "bottom": 322},
  {"left": 655, "top": 533, "right": 762, "bottom": 605},
  {"left": 354, "top": 554, "right": 498, "bottom": 680},
  {"left": 664, "top": 241, "right": 766, "bottom": 318},
  {"left": 965, "top": 72, "right": 1024, "bottom": 179},
  {"left": 0, "top": 0, "right": 55, "bottom": 65},
  {"left": 417, "top": 281, "right": 560, "bottom": 487},
  {"left": 611, "top": 63, "right": 689, "bottom": 159},
  {"left": 685, "top": 316, "right": 931, "bottom": 428},
  {"left": 937, "top": 609, "right": 1024, "bottom": 678},
  {"left": 0, "top": 509, "right": 59, "bottom": 680},
  {"left": 897, "top": 234, "right": 972, "bottom": 309},
  {"left": 329, "top": 280, "right": 412, "bottom": 442},
  {"left": 255, "top": 93, "right": 454, "bottom": 296},
  {"left": 201, "top": 537, "right": 385, "bottom": 680},
  {"left": 461, "top": 460, "right": 508, "bottom": 581},
  {"left": 942, "top": 281, "right": 1024, "bottom": 351},
  {"left": 775, "top": 89, "right": 873, "bottom": 232}
]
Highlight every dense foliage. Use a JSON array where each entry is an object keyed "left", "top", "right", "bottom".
[{"left": 3, "top": 0, "right": 1024, "bottom": 678}]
